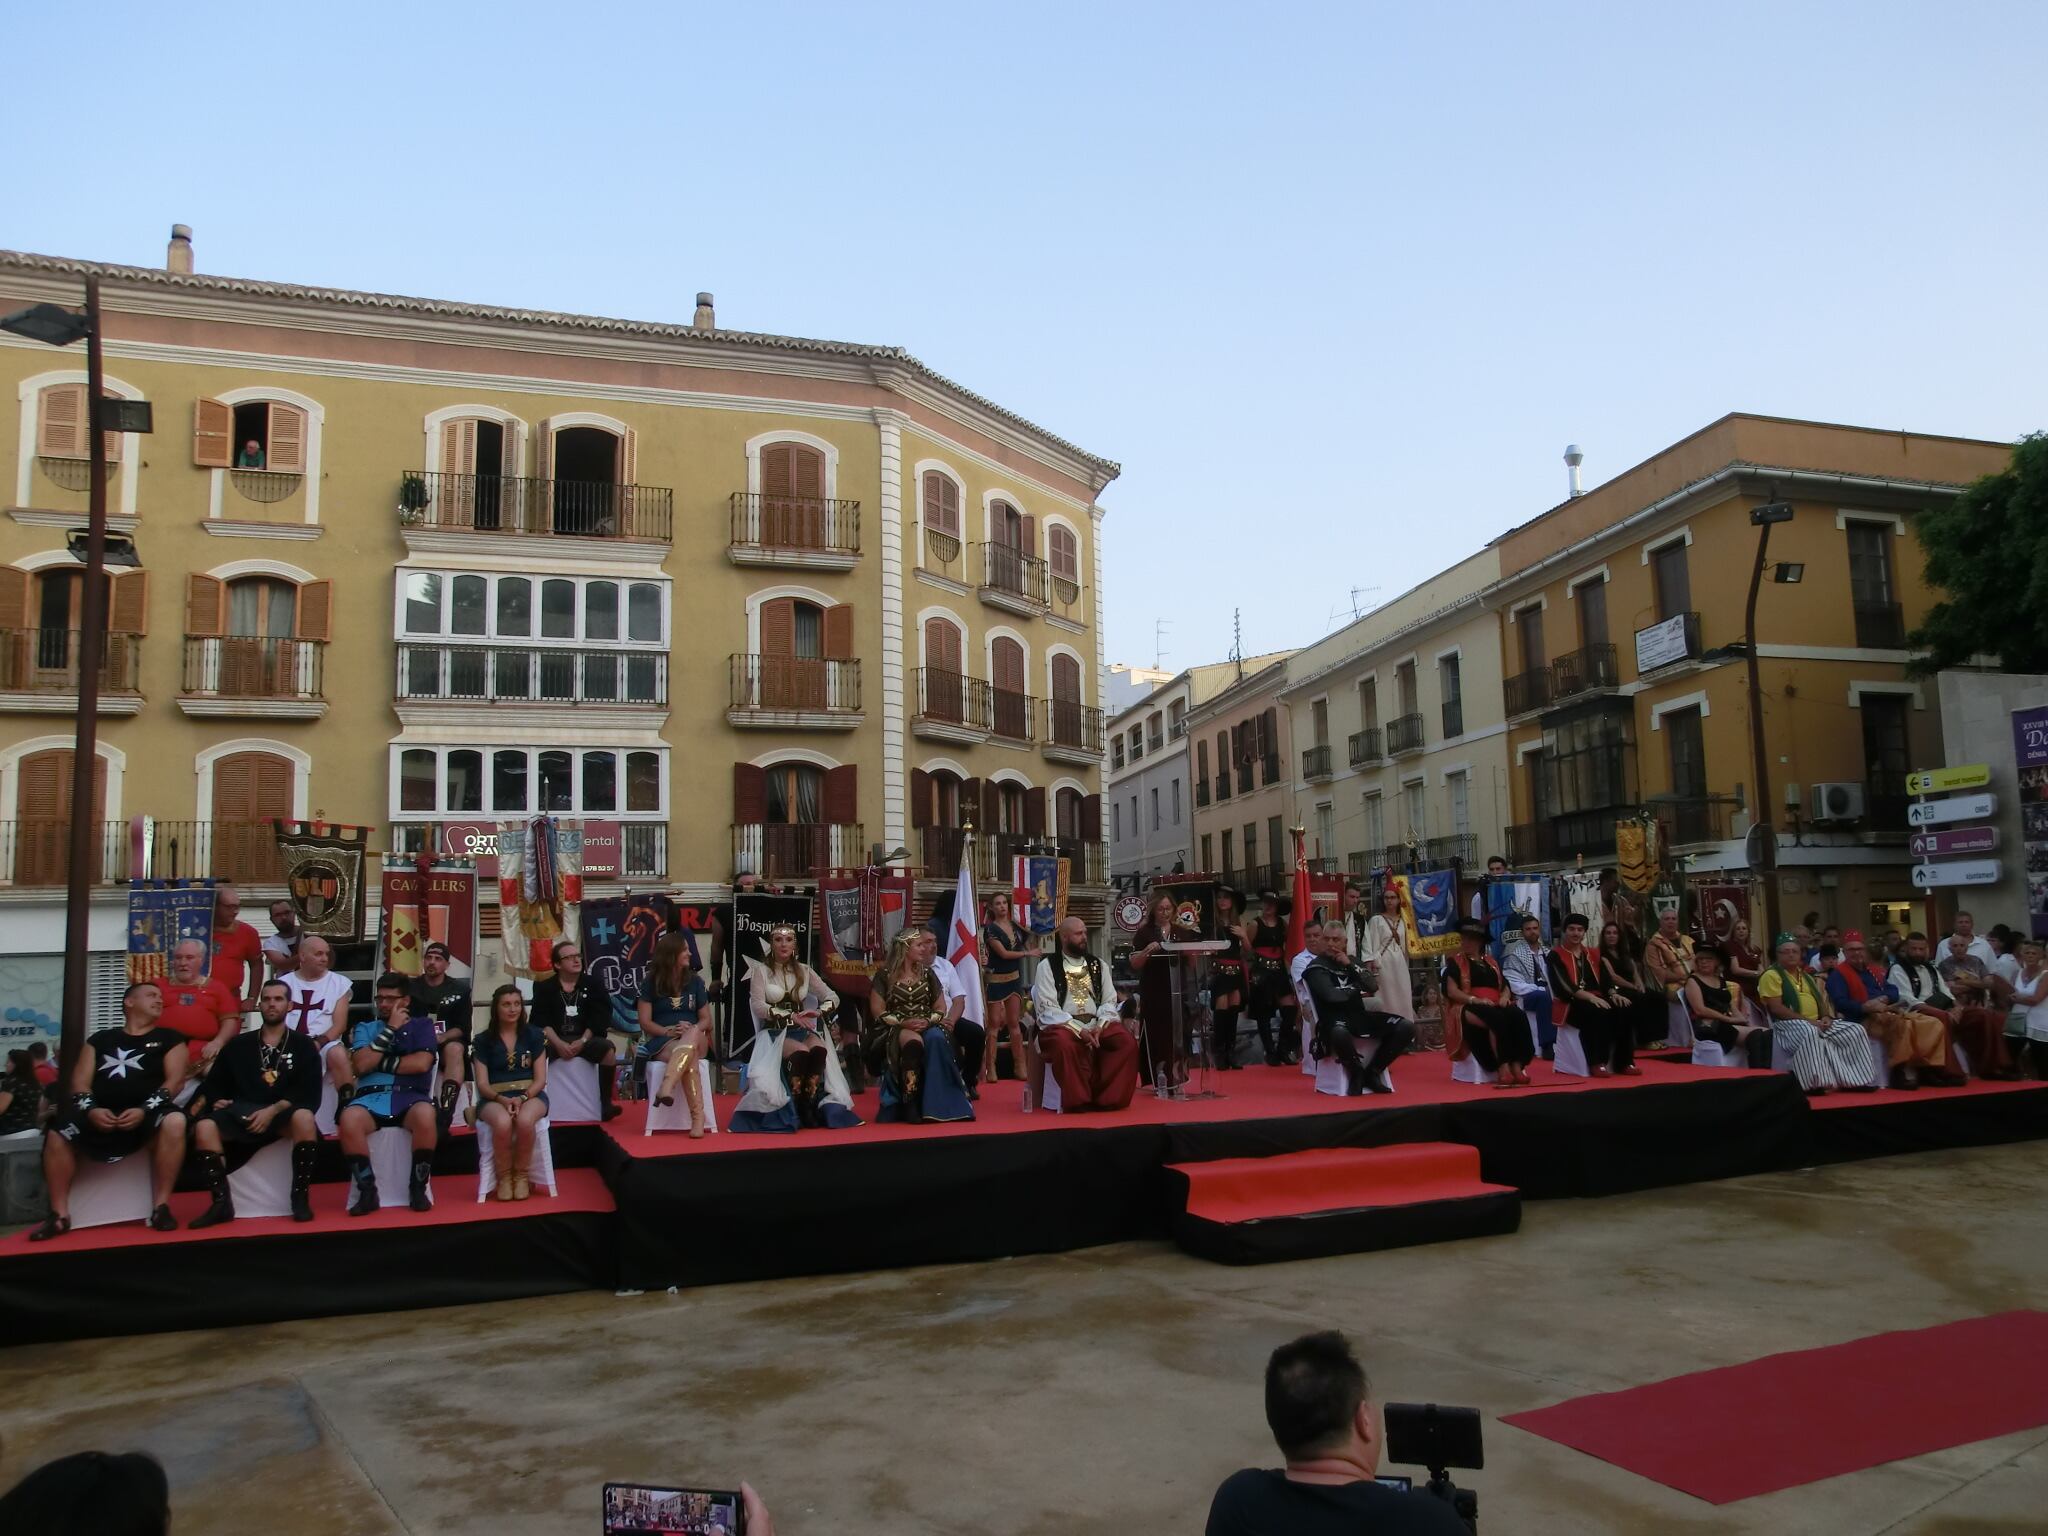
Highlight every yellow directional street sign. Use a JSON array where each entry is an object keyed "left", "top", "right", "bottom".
[{"left": 1905, "top": 764, "right": 1991, "bottom": 795}]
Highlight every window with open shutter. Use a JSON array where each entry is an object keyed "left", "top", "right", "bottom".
[
  {"left": 108, "top": 571, "right": 148, "bottom": 636},
  {"left": 193, "top": 399, "right": 233, "bottom": 467},
  {"left": 823, "top": 603, "right": 854, "bottom": 659},
  {"left": 295, "top": 580, "right": 332, "bottom": 642},
  {"left": 823, "top": 764, "right": 857, "bottom": 825},
  {"left": 0, "top": 565, "right": 29, "bottom": 684},
  {"left": 265, "top": 403, "right": 307, "bottom": 474},
  {"left": 991, "top": 636, "right": 1027, "bottom": 739},
  {"left": 184, "top": 574, "right": 225, "bottom": 637}
]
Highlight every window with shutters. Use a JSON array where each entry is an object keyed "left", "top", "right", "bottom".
[
  {"left": 180, "top": 572, "right": 329, "bottom": 702},
  {"left": 991, "top": 635, "right": 1029, "bottom": 741},
  {"left": 207, "top": 750, "right": 296, "bottom": 883},
  {"left": 1111, "top": 738, "right": 1124, "bottom": 770},
  {"left": 749, "top": 596, "right": 857, "bottom": 714},
  {"left": 1057, "top": 787, "right": 1083, "bottom": 841},
  {"left": 550, "top": 426, "right": 626, "bottom": 536},
  {"left": 6, "top": 745, "right": 110, "bottom": 883},
  {"left": 1651, "top": 539, "right": 1692, "bottom": 621},
  {"left": 752, "top": 439, "right": 838, "bottom": 552},
  {"left": 194, "top": 397, "right": 312, "bottom": 507},
  {"left": 33, "top": 383, "right": 125, "bottom": 494},
  {"left": 920, "top": 470, "right": 963, "bottom": 576},
  {"left": 390, "top": 744, "right": 668, "bottom": 820},
  {"left": 997, "top": 781, "right": 1026, "bottom": 833},
  {"left": 1048, "top": 523, "right": 1079, "bottom": 596},
  {"left": 0, "top": 565, "right": 147, "bottom": 697}
]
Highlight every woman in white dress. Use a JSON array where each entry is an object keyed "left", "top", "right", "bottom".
[
  {"left": 729, "top": 924, "right": 861, "bottom": 1132},
  {"left": 1363, "top": 883, "right": 1415, "bottom": 1023}
]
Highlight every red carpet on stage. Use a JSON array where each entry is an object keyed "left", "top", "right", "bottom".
[{"left": 1502, "top": 1310, "right": 2048, "bottom": 1503}]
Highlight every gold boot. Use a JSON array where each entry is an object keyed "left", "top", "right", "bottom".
[
  {"left": 657, "top": 1043, "right": 691, "bottom": 1107},
  {"left": 676, "top": 1045, "right": 706, "bottom": 1138}
]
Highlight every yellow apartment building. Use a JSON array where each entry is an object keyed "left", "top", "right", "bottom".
[
  {"left": 1278, "top": 549, "right": 1509, "bottom": 880},
  {"left": 1186, "top": 656, "right": 1298, "bottom": 893},
  {"left": 1491, "top": 414, "right": 2010, "bottom": 930},
  {"left": 0, "top": 235, "right": 1118, "bottom": 995}
]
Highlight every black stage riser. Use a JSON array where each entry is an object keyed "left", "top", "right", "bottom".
[{"left": 3, "top": 1212, "right": 616, "bottom": 1347}]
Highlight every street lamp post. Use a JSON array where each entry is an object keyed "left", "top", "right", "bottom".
[
  {"left": 3, "top": 278, "right": 109, "bottom": 1081},
  {"left": 1742, "top": 497, "right": 1796, "bottom": 941}
]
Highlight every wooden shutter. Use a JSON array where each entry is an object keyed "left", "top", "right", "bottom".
[
  {"left": 822, "top": 764, "right": 858, "bottom": 825},
  {"left": 266, "top": 403, "right": 307, "bottom": 473},
  {"left": 501, "top": 421, "right": 522, "bottom": 475},
  {"left": 733, "top": 762, "right": 767, "bottom": 824},
  {"left": 18, "top": 751, "right": 68, "bottom": 819},
  {"left": 193, "top": 399, "right": 232, "bottom": 467},
  {"left": 184, "top": 574, "right": 225, "bottom": 637},
  {"left": 910, "top": 768, "right": 932, "bottom": 828},
  {"left": 440, "top": 418, "right": 477, "bottom": 474},
  {"left": 535, "top": 419, "right": 555, "bottom": 481},
  {"left": 619, "top": 428, "right": 638, "bottom": 486},
  {"left": 759, "top": 597, "right": 795, "bottom": 658},
  {"left": 823, "top": 603, "right": 854, "bottom": 660},
  {"left": 1024, "top": 786, "right": 1047, "bottom": 837},
  {"left": 923, "top": 472, "right": 958, "bottom": 536},
  {"left": 295, "top": 580, "right": 333, "bottom": 642},
  {"left": 1051, "top": 652, "right": 1080, "bottom": 702},
  {"left": 37, "top": 384, "right": 86, "bottom": 457},
  {"left": 980, "top": 778, "right": 1001, "bottom": 832},
  {"left": 1020, "top": 513, "right": 1036, "bottom": 557},
  {"left": 924, "top": 617, "right": 961, "bottom": 675},
  {"left": 993, "top": 637, "right": 1023, "bottom": 692},
  {"left": 0, "top": 565, "right": 27, "bottom": 630},
  {"left": 795, "top": 445, "right": 825, "bottom": 498},
  {"left": 761, "top": 443, "right": 793, "bottom": 500},
  {"left": 1049, "top": 526, "right": 1076, "bottom": 581},
  {"left": 211, "top": 752, "right": 253, "bottom": 821},
  {"left": 1081, "top": 793, "right": 1103, "bottom": 841},
  {"left": 108, "top": 571, "right": 148, "bottom": 635}
]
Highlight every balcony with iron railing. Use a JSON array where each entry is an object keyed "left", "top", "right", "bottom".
[
  {"left": 975, "top": 543, "right": 1049, "bottom": 616},
  {"left": 733, "top": 822, "right": 864, "bottom": 882},
  {"left": 1365, "top": 843, "right": 1418, "bottom": 873},
  {"left": 991, "top": 688, "right": 1035, "bottom": 744},
  {"left": 1168, "top": 718, "right": 1187, "bottom": 740},
  {"left": 1348, "top": 727, "right": 1382, "bottom": 766},
  {"left": 728, "top": 655, "right": 862, "bottom": 725},
  {"left": 1551, "top": 643, "right": 1620, "bottom": 701},
  {"left": 1235, "top": 761, "right": 1254, "bottom": 795},
  {"left": 1302, "top": 744, "right": 1333, "bottom": 780},
  {"left": 397, "top": 644, "right": 667, "bottom": 707},
  {"left": 1504, "top": 668, "right": 1553, "bottom": 718},
  {"left": 0, "top": 821, "right": 128, "bottom": 885},
  {"left": 399, "top": 471, "right": 673, "bottom": 542},
  {"left": 1043, "top": 698, "right": 1104, "bottom": 765},
  {"left": 1215, "top": 771, "right": 1232, "bottom": 801},
  {"left": 391, "top": 821, "right": 667, "bottom": 880},
  {"left": 0, "top": 820, "right": 293, "bottom": 887},
  {"left": 1422, "top": 832, "right": 1477, "bottom": 869},
  {"left": 912, "top": 668, "right": 993, "bottom": 741},
  {"left": 1194, "top": 777, "right": 1211, "bottom": 807},
  {"left": 180, "top": 637, "right": 326, "bottom": 717},
  {"left": 1386, "top": 712, "right": 1425, "bottom": 755},
  {"left": 982, "top": 834, "right": 1109, "bottom": 886},
  {"left": 1504, "top": 820, "right": 1558, "bottom": 867},
  {"left": 1, "top": 629, "right": 142, "bottom": 708},
  {"left": 1646, "top": 793, "right": 1743, "bottom": 848},
  {"left": 1854, "top": 600, "right": 1907, "bottom": 650},
  {"left": 727, "top": 491, "right": 861, "bottom": 569},
  {"left": 1634, "top": 610, "right": 1703, "bottom": 673}
]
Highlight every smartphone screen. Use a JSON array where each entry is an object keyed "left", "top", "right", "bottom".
[
  {"left": 1373, "top": 1475, "right": 1413, "bottom": 1491},
  {"left": 602, "top": 1482, "right": 743, "bottom": 1535}
]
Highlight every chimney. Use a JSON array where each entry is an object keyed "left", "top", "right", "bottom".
[
  {"left": 1563, "top": 443, "right": 1585, "bottom": 498},
  {"left": 166, "top": 224, "right": 193, "bottom": 275},
  {"left": 692, "top": 291, "right": 715, "bottom": 331}
]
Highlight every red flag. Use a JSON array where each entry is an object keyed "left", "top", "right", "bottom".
[{"left": 1286, "top": 824, "right": 1311, "bottom": 959}]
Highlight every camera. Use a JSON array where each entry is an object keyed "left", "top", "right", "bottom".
[{"left": 1383, "top": 1402, "right": 1482, "bottom": 1532}]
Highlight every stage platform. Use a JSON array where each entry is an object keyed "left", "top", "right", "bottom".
[{"left": 6, "top": 1060, "right": 2046, "bottom": 1344}]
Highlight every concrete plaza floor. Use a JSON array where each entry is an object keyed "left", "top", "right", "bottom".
[{"left": 3, "top": 1142, "right": 2045, "bottom": 1534}]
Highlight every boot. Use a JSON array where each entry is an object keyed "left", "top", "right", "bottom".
[
  {"left": 1214, "top": 1009, "right": 1240, "bottom": 1069},
  {"left": 599, "top": 1061, "right": 622, "bottom": 1121},
  {"left": 512, "top": 1164, "right": 531, "bottom": 1201},
  {"left": 676, "top": 1045, "right": 706, "bottom": 1138},
  {"left": 409, "top": 1153, "right": 434, "bottom": 1212},
  {"left": 790, "top": 1067, "right": 818, "bottom": 1129},
  {"left": 147, "top": 1204, "right": 177, "bottom": 1232},
  {"left": 348, "top": 1155, "right": 379, "bottom": 1217},
  {"left": 290, "top": 1141, "right": 316, "bottom": 1222},
  {"left": 1256, "top": 1016, "right": 1283, "bottom": 1068},
  {"left": 189, "top": 1150, "right": 235, "bottom": 1229},
  {"left": 801, "top": 1046, "right": 830, "bottom": 1127}
]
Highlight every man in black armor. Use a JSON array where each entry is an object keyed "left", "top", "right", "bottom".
[
  {"left": 1303, "top": 927, "right": 1416, "bottom": 1095},
  {"left": 188, "top": 978, "right": 324, "bottom": 1226}
]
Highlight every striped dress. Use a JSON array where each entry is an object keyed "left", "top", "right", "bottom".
[{"left": 1760, "top": 964, "right": 1878, "bottom": 1091}]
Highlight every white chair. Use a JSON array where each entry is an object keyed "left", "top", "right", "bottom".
[
  {"left": 226, "top": 1139, "right": 295, "bottom": 1219},
  {"left": 546, "top": 1056, "right": 603, "bottom": 1124},
  {"left": 1867, "top": 1032, "right": 1889, "bottom": 1083},
  {"left": 1038, "top": 1059, "right": 1065, "bottom": 1114},
  {"left": 1450, "top": 1053, "right": 1491, "bottom": 1085},
  {"left": 69, "top": 1151, "right": 155, "bottom": 1230},
  {"left": 1770, "top": 1027, "right": 1796, "bottom": 1073},
  {"left": 641, "top": 1059, "right": 719, "bottom": 1136},
  {"left": 1312, "top": 1053, "right": 1394, "bottom": 1096},
  {"left": 1952, "top": 1040, "right": 1974, "bottom": 1076},
  {"left": 1691, "top": 1038, "right": 1728, "bottom": 1068},
  {"left": 475, "top": 1113, "right": 557, "bottom": 1201},
  {"left": 315, "top": 1076, "right": 339, "bottom": 1136},
  {"left": 1301, "top": 1019, "right": 1317, "bottom": 1076},
  {"left": 347, "top": 1125, "right": 423, "bottom": 1213},
  {"left": 1663, "top": 997, "right": 1695, "bottom": 1050},
  {"left": 1551, "top": 1024, "right": 1590, "bottom": 1077}
]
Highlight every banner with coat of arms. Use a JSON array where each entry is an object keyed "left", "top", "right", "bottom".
[
  {"left": 273, "top": 820, "right": 368, "bottom": 940},
  {"left": 1391, "top": 868, "right": 1460, "bottom": 958},
  {"left": 1012, "top": 854, "right": 1069, "bottom": 936},
  {"left": 128, "top": 879, "right": 216, "bottom": 983}
]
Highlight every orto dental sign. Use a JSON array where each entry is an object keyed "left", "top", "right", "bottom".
[{"left": 436, "top": 820, "right": 622, "bottom": 879}]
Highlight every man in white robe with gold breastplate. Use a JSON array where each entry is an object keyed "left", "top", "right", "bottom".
[{"left": 1030, "top": 917, "right": 1139, "bottom": 1111}]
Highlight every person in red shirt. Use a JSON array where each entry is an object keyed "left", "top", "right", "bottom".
[
  {"left": 208, "top": 882, "right": 265, "bottom": 1011},
  {"left": 29, "top": 1041, "right": 57, "bottom": 1087},
  {"left": 158, "top": 938, "right": 242, "bottom": 1069}
]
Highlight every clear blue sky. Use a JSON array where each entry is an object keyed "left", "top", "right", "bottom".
[{"left": 7, "top": 2, "right": 2044, "bottom": 669}]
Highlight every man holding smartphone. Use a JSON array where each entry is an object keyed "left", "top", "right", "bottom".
[
  {"left": 1206, "top": 1332, "right": 1468, "bottom": 1534},
  {"left": 336, "top": 974, "right": 440, "bottom": 1214}
]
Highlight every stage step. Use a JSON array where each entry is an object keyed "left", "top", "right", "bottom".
[{"left": 1164, "top": 1142, "right": 1521, "bottom": 1265}]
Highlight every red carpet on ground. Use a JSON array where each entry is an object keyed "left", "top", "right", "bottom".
[{"left": 1502, "top": 1310, "right": 2048, "bottom": 1503}]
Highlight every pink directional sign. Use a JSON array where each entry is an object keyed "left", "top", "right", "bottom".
[{"left": 1908, "top": 826, "right": 1999, "bottom": 858}]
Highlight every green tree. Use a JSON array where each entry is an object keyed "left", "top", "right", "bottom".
[{"left": 1909, "top": 432, "right": 2048, "bottom": 673}]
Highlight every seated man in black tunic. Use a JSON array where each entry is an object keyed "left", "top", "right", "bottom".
[
  {"left": 30, "top": 980, "right": 190, "bottom": 1240},
  {"left": 189, "top": 978, "right": 325, "bottom": 1226},
  {"left": 1304, "top": 927, "right": 1416, "bottom": 1095}
]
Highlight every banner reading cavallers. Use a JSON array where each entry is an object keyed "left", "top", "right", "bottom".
[
  {"left": 380, "top": 857, "right": 479, "bottom": 982},
  {"left": 128, "top": 879, "right": 216, "bottom": 984}
]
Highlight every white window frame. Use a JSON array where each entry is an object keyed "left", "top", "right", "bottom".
[
  {"left": 16, "top": 368, "right": 146, "bottom": 518},
  {"left": 208, "top": 384, "right": 327, "bottom": 526},
  {"left": 747, "top": 429, "right": 840, "bottom": 500},
  {"left": 394, "top": 569, "right": 671, "bottom": 648},
  {"left": 387, "top": 743, "right": 669, "bottom": 820}
]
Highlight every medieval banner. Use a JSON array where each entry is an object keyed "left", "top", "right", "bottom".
[
  {"left": 128, "top": 879, "right": 216, "bottom": 984},
  {"left": 496, "top": 817, "right": 584, "bottom": 979},
  {"left": 380, "top": 857, "right": 479, "bottom": 983},
  {"left": 817, "top": 868, "right": 913, "bottom": 1001},
  {"left": 1392, "top": 868, "right": 1460, "bottom": 958},
  {"left": 272, "top": 821, "right": 369, "bottom": 940}
]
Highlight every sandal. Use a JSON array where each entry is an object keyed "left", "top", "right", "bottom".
[{"left": 28, "top": 1213, "right": 71, "bottom": 1242}]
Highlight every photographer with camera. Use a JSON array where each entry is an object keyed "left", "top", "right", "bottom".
[{"left": 1207, "top": 1331, "right": 1471, "bottom": 1535}]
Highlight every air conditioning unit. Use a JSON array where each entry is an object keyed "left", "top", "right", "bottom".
[{"left": 1810, "top": 782, "right": 1866, "bottom": 823}]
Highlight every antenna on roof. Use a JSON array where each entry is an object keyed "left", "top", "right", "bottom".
[
  {"left": 1231, "top": 609, "right": 1244, "bottom": 680},
  {"left": 1154, "top": 617, "right": 1171, "bottom": 670}
]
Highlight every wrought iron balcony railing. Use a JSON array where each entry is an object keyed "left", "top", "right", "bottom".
[
  {"left": 728, "top": 655, "right": 862, "bottom": 714},
  {"left": 1, "top": 629, "right": 141, "bottom": 694},
  {"left": 182, "top": 636, "right": 325, "bottom": 700},
  {"left": 400, "top": 471, "right": 673, "bottom": 541},
  {"left": 397, "top": 644, "right": 667, "bottom": 705},
  {"left": 1348, "top": 727, "right": 1382, "bottom": 766},
  {"left": 728, "top": 491, "right": 861, "bottom": 557},
  {"left": 1386, "top": 712, "right": 1426, "bottom": 755}
]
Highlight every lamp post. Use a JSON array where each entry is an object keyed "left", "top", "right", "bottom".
[
  {"left": 1742, "top": 497, "right": 1796, "bottom": 941},
  {"left": 2, "top": 279, "right": 107, "bottom": 1081}
]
